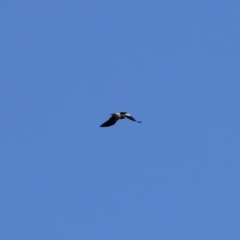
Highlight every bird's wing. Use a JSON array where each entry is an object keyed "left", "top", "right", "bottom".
[
  {"left": 123, "top": 113, "right": 142, "bottom": 123},
  {"left": 100, "top": 115, "right": 118, "bottom": 127}
]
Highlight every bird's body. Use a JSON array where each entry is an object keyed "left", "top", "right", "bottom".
[{"left": 100, "top": 112, "right": 141, "bottom": 127}]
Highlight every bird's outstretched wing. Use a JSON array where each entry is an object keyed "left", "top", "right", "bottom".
[
  {"left": 121, "top": 112, "right": 142, "bottom": 123},
  {"left": 100, "top": 115, "right": 118, "bottom": 127}
]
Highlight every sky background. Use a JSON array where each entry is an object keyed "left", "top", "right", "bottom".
[{"left": 1, "top": 1, "right": 240, "bottom": 239}]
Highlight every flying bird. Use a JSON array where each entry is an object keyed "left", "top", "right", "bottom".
[{"left": 100, "top": 112, "right": 142, "bottom": 127}]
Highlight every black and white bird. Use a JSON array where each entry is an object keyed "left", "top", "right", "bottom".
[{"left": 100, "top": 112, "right": 142, "bottom": 127}]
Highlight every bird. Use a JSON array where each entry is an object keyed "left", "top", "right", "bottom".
[{"left": 100, "top": 112, "right": 142, "bottom": 127}]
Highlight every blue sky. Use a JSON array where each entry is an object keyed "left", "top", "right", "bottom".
[{"left": 1, "top": 1, "right": 240, "bottom": 239}]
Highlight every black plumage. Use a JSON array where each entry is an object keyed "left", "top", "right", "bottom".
[{"left": 100, "top": 112, "right": 141, "bottom": 127}]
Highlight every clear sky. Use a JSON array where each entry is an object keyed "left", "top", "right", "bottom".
[{"left": 1, "top": 1, "right": 240, "bottom": 239}]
